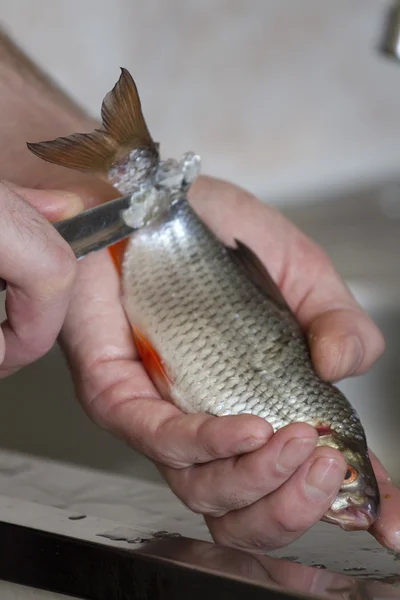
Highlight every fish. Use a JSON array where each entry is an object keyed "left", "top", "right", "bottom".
[{"left": 27, "top": 68, "right": 380, "bottom": 532}]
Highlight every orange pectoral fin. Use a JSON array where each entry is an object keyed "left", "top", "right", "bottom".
[
  {"left": 316, "top": 425, "right": 334, "bottom": 437},
  {"left": 132, "top": 327, "right": 173, "bottom": 401}
]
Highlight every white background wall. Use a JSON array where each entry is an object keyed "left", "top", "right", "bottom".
[{"left": 1, "top": 0, "right": 400, "bottom": 203}]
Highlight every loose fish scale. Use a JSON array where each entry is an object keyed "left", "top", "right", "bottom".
[{"left": 122, "top": 199, "right": 365, "bottom": 444}]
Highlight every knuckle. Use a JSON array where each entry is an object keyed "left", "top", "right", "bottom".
[
  {"left": 209, "top": 525, "right": 271, "bottom": 553},
  {"left": 197, "top": 418, "right": 226, "bottom": 459},
  {"left": 150, "top": 422, "right": 191, "bottom": 469},
  {"left": 154, "top": 444, "right": 191, "bottom": 469},
  {"left": 221, "top": 490, "right": 250, "bottom": 512},
  {"left": 187, "top": 479, "right": 216, "bottom": 515},
  {"left": 2, "top": 338, "right": 54, "bottom": 374},
  {"left": 175, "top": 481, "right": 210, "bottom": 514},
  {"left": 167, "top": 473, "right": 228, "bottom": 517},
  {"left": 185, "top": 482, "right": 235, "bottom": 517},
  {"left": 182, "top": 496, "right": 204, "bottom": 514},
  {"left": 183, "top": 495, "right": 227, "bottom": 517},
  {"left": 271, "top": 461, "right": 289, "bottom": 480},
  {"left": 18, "top": 327, "right": 58, "bottom": 362},
  {"left": 88, "top": 383, "right": 126, "bottom": 431},
  {"left": 28, "top": 336, "right": 57, "bottom": 361},
  {"left": 139, "top": 429, "right": 190, "bottom": 470},
  {"left": 214, "top": 521, "right": 296, "bottom": 552},
  {"left": 274, "top": 510, "right": 309, "bottom": 536}
]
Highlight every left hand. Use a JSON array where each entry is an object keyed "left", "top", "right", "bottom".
[
  {"left": 0, "top": 182, "right": 83, "bottom": 376},
  {"left": 32, "top": 174, "right": 399, "bottom": 553}
]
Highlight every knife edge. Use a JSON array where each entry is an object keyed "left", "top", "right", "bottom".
[{"left": 53, "top": 193, "right": 135, "bottom": 260}]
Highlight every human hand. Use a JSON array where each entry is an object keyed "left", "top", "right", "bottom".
[
  {"left": 0, "top": 182, "right": 83, "bottom": 377},
  {"left": 53, "top": 174, "right": 397, "bottom": 552}
]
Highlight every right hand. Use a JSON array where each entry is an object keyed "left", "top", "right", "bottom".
[
  {"left": 0, "top": 181, "right": 83, "bottom": 377},
  {"left": 51, "top": 175, "right": 399, "bottom": 554}
]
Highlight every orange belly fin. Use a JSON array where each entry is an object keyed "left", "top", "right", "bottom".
[
  {"left": 132, "top": 327, "right": 173, "bottom": 401},
  {"left": 108, "top": 238, "right": 129, "bottom": 275}
]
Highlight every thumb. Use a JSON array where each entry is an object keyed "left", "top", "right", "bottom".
[{"left": 2, "top": 181, "right": 84, "bottom": 222}]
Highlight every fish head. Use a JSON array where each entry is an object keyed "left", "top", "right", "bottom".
[{"left": 318, "top": 435, "right": 380, "bottom": 531}]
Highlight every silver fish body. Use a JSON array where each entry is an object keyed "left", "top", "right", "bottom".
[
  {"left": 123, "top": 199, "right": 357, "bottom": 427},
  {"left": 121, "top": 196, "right": 380, "bottom": 530}
]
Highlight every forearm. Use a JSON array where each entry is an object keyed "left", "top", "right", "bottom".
[{"left": 0, "top": 30, "right": 100, "bottom": 190}]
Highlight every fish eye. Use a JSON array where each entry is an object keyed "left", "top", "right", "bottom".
[{"left": 344, "top": 466, "right": 358, "bottom": 484}]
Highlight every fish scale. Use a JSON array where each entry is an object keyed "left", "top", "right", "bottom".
[{"left": 122, "top": 198, "right": 363, "bottom": 437}]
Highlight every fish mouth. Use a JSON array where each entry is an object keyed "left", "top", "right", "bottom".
[{"left": 322, "top": 505, "right": 376, "bottom": 531}]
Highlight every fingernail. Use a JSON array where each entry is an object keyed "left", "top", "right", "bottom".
[
  {"left": 46, "top": 190, "right": 85, "bottom": 217},
  {"left": 305, "top": 457, "right": 341, "bottom": 500},
  {"left": 337, "top": 335, "right": 363, "bottom": 378},
  {"left": 277, "top": 437, "right": 316, "bottom": 474}
]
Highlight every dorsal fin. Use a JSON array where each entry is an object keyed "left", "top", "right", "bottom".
[
  {"left": 27, "top": 68, "right": 157, "bottom": 175},
  {"left": 227, "top": 239, "right": 289, "bottom": 310}
]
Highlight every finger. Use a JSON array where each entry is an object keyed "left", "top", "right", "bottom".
[
  {"left": 369, "top": 449, "right": 391, "bottom": 484},
  {"left": 369, "top": 478, "right": 400, "bottom": 552},
  {"left": 306, "top": 308, "right": 384, "bottom": 382},
  {"left": 368, "top": 452, "right": 400, "bottom": 552},
  {"left": 190, "top": 177, "right": 384, "bottom": 382},
  {"left": 0, "top": 183, "right": 77, "bottom": 375},
  {"left": 3, "top": 181, "right": 84, "bottom": 221},
  {"left": 205, "top": 446, "right": 346, "bottom": 552},
  {"left": 161, "top": 423, "right": 318, "bottom": 516}
]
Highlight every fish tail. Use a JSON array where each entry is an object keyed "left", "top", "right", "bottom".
[
  {"left": 27, "top": 68, "right": 158, "bottom": 177},
  {"left": 27, "top": 68, "right": 159, "bottom": 272}
]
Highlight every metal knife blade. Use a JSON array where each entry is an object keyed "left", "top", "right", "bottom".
[{"left": 53, "top": 192, "right": 136, "bottom": 260}]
